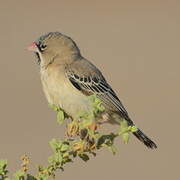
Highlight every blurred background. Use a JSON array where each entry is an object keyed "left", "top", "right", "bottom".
[{"left": 0, "top": 0, "right": 179, "bottom": 179}]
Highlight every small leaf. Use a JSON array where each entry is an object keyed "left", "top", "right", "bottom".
[
  {"left": 73, "top": 141, "right": 84, "bottom": 152},
  {"left": 49, "top": 139, "right": 62, "bottom": 152},
  {"left": 54, "top": 153, "right": 63, "bottom": 163},
  {"left": 79, "top": 153, "right": 89, "bottom": 162},
  {"left": 118, "top": 120, "right": 128, "bottom": 134},
  {"left": 60, "top": 144, "right": 70, "bottom": 152},
  {"left": 37, "top": 172, "right": 49, "bottom": 180},
  {"left": 96, "top": 133, "right": 117, "bottom": 149},
  {"left": 27, "top": 174, "right": 37, "bottom": 180},
  {"left": 0, "top": 160, "right": 7, "bottom": 170},
  {"left": 79, "top": 118, "right": 93, "bottom": 129},
  {"left": 80, "top": 128, "right": 88, "bottom": 140},
  {"left": 48, "top": 153, "right": 63, "bottom": 165},
  {"left": 13, "top": 170, "right": 26, "bottom": 180},
  {"left": 130, "top": 126, "right": 138, "bottom": 132},
  {"left": 88, "top": 95, "right": 105, "bottom": 115},
  {"left": 57, "top": 111, "right": 65, "bottom": 125},
  {"left": 0, "top": 160, "right": 8, "bottom": 177},
  {"left": 48, "top": 156, "right": 54, "bottom": 164},
  {"left": 97, "top": 103, "right": 105, "bottom": 112},
  {"left": 108, "top": 145, "right": 118, "bottom": 155},
  {"left": 122, "top": 133, "right": 130, "bottom": 144},
  {"left": 49, "top": 104, "right": 59, "bottom": 111},
  {"left": 62, "top": 152, "right": 69, "bottom": 158}
]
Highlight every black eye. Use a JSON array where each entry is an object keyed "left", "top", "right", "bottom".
[{"left": 39, "top": 43, "right": 47, "bottom": 52}]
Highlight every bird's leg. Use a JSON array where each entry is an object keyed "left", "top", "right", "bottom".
[{"left": 87, "top": 122, "right": 98, "bottom": 131}]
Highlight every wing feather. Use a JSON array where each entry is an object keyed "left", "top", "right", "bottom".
[{"left": 65, "top": 65, "right": 130, "bottom": 120}]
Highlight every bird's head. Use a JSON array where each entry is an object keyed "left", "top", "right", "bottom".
[{"left": 28, "top": 32, "right": 81, "bottom": 67}]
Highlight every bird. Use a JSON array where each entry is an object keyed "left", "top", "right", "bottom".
[{"left": 28, "top": 32, "right": 157, "bottom": 149}]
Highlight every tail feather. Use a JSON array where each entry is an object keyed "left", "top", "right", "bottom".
[{"left": 133, "top": 129, "right": 157, "bottom": 149}]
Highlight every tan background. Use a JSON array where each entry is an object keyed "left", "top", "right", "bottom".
[{"left": 0, "top": 0, "right": 179, "bottom": 179}]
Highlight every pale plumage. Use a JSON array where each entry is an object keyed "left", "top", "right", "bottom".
[
  {"left": 40, "top": 62, "right": 93, "bottom": 119},
  {"left": 28, "top": 32, "right": 157, "bottom": 149}
]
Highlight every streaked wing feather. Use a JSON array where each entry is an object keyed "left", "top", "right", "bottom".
[{"left": 66, "top": 68, "right": 130, "bottom": 120}]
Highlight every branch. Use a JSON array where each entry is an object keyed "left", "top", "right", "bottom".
[{"left": 0, "top": 95, "right": 137, "bottom": 180}]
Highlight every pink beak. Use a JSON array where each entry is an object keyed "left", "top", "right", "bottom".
[{"left": 27, "top": 42, "right": 38, "bottom": 52}]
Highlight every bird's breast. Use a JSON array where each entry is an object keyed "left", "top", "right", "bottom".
[{"left": 40, "top": 65, "right": 92, "bottom": 119}]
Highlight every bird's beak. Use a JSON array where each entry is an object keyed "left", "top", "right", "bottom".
[{"left": 27, "top": 42, "right": 38, "bottom": 52}]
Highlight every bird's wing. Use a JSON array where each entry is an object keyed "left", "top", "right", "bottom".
[{"left": 65, "top": 58, "right": 130, "bottom": 120}]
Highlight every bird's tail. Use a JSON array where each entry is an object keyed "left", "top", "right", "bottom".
[{"left": 133, "top": 128, "right": 157, "bottom": 149}]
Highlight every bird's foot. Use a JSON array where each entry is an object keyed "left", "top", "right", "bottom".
[{"left": 87, "top": 122, "right": 98, "bottom": 131}]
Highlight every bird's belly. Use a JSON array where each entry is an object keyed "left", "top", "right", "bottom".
[{"left": 40, "top": 69, "right": 92, "bottom": 119}]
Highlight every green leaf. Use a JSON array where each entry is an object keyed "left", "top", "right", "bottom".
[
  {"left": 48, "top": 104, "right": 60, "bottom": 112},
  {"left": 96, "top": 133, "right": 117, "bottom": 149},
  {"left": 119, "top": 120, "right": 130, "bottom": 143},
  {"left": 54, "top": 153, "right": 63, "bottom": 163},
  {"left": 122, "top": 132, "right": 130, "bottom": 144},
  {"left": 0, "top": 160, "right": 7, "bottom": 169},
  {"left": 77, "top": 111, "right": 94, "bottom": 121},
  {"left": 88, "top": 95, "right": 105, "bottom": 115},
  {"left": 37, "top": 173, "right": 49, "bottom": 180},
  {"left": 0, "top": 160, "right": 8, "bottom": 177},
  {"left": 57, "top": 111, "right": 65, "bottom": 125},
  {"left": 79, "top": 118, "right": 93, "bottom": 129},
  {"left": 79, "top": 153, "right": 89, "bottom": 162},
  {"left": 96, "top": 103, "right": 105, "bottom": 112},
  {"left": 108, "top": 145, "right": 118, "bottom": 155},
  {"left": 27, "top": 174, "right": 37, "bottom": 180},
  {"left": 13, "top": 170, "right": 26, "bottom": 180},
  {"left": 118, "top": 120, "right": 137, "bottom": 144},
  {"left": 118, "top": 120, "right": 129, "bottom": 134},
  {"left": 49, "top": 139, "right": 62, "bottom": 152},
  {"left": 60, "top": 144, "right": 70, "bottom": 152},
  {"left": 48, "top": 153, "right": 63, "bottom": 165},
  {"left": 130, "top": 126, "right": 138, "bottom": 132}
]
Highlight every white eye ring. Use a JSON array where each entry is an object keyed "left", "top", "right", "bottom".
[{"left": 39, "top": 44, "right": 47, "bottom": 51}]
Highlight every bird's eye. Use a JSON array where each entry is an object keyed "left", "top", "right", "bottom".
[{"left": 39, "top": 44, "right": 47, "bottom": 52}]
